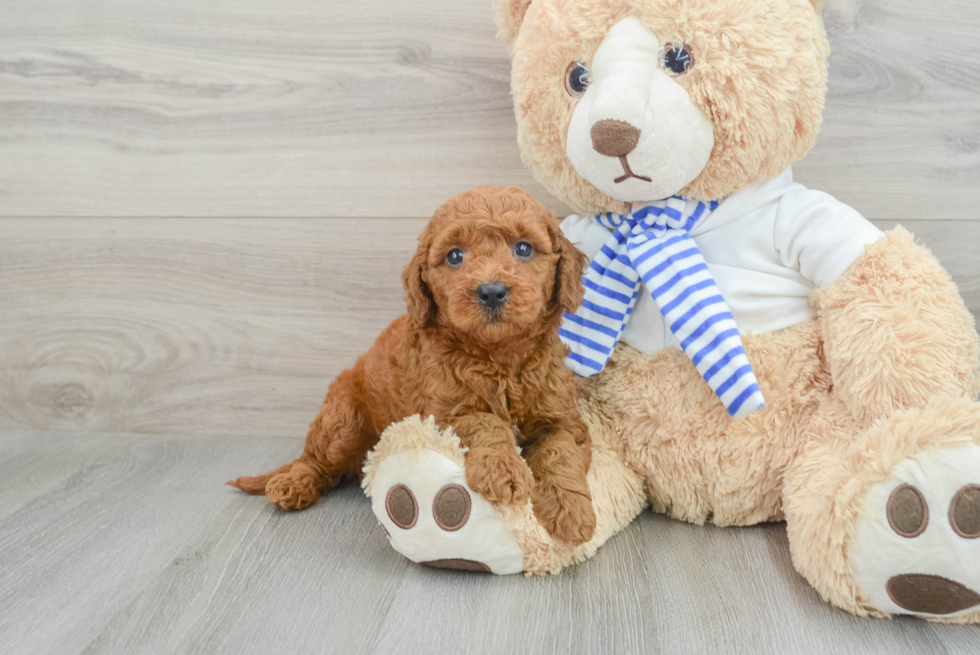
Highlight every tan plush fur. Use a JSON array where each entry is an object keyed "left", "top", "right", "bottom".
[
  {"left": 501, "top": 0, "right": 829, "bottom": 214},
  {"left": 588, "top": 234, "right": 980, "bottom": 528},
  {"left": 587, "top": 232, "right": 980, "bottom": 616},
  {"left": 814, "top": 227, "right": 980, "bottom": 429},
  {"left": 593, "top": 319, "right": 830, "bottom": 527}
]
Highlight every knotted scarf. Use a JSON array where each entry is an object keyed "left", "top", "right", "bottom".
[{"left": 559, "top": 196, "right": 766, "bottom": 419}]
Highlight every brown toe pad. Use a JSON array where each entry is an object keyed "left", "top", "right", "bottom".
[
  {"left": 421, "top": 558, "right": 491, "bottom": 572},
  {"left": 886, "top": 574, "right": 980, "bottom": 615},
  {"left": 887, "top": 484, "right": 928, "bottom": 538},
  {"left": 950, "top": 485, "right": 980, "bottom": 538},
  {"left": 432, "top": 484, "right": 471, "bottom": 532},
  {"left": 386, "top": 484, "right": 418, "bottom": 529}
]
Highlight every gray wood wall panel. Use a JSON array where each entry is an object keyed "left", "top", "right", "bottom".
[
  {"left": 1, "top": 0, "right": 978, "bottom": 219},
  {"left": 1, "top": 217, "right": 976, "bottom": 438},
  {"left": 0, "top": 218, "right": 421, "bottom": 437},
  {"left": 0, "top": 0, "right": 556, "bottom": 216},
  {"left": 0, "top": 430, "right": 977, "bottom": 654}
]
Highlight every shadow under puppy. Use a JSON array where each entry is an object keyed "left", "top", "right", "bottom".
[{"left": 230, "top": 186, "right": 595, "bottom": 544}]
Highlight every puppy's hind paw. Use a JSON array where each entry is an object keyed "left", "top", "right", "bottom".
[{"left": 265, "top": 462, "right": 323, "bottom": 511}]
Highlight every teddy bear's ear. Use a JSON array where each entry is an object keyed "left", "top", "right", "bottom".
[
  {"left": 810, "top": 0, "right": 826, "bottom": 10},
  {"left": 494, "top": 0, "right": 533, "bottom": 52}
]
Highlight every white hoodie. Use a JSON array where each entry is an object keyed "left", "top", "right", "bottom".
[{"left": 559, "top": 168, "right": 885, "bottom": 355}]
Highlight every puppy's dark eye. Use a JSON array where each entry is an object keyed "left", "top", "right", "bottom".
[
  {"left": 565, "top": 61, "right": 591, "bottom": 97},
  {"left": 446, "top": 248, "right": 464, "bottom": 267},
  {"left": 661, "top": 43, "right": 694, "bottom": 76},
  {"left": 512, "top": 242, "right": 534, "bottom": 260}
]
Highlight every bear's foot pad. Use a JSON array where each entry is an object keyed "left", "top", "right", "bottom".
[
  {"left": 853, "top": 443, "right": 980, "bottom": 618},
  {"left": 364, "top": 418, "right": 525, "bottom": 575},
  {"left": 886, "top": 574, "right": 980, "bottom": 615}
]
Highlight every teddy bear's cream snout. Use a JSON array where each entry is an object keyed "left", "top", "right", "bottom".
[{"left": 566, "top": 16, "right": 714, "bottom": 202}]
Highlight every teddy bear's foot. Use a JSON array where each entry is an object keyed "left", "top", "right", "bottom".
[
  {"left": 361, "top": 416, "right": 525, "bottom": 574},
  {"left": 785, "top": 397, "right": 980, "bottom": 620},
  {"left": 851, "top": 439, "right": 980, "bottom": 619}
]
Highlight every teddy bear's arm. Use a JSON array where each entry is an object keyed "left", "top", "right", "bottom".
[{"left": 813, "top": 226, "right": 980, "bottom": 427}]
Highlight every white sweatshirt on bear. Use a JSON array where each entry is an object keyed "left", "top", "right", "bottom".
[{"left": 559, "top": 168, "right": 885, "bottom": 355}]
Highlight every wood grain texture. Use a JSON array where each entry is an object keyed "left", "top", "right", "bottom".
[
  {"left": 0, "top": 429, "right": 978, "bottom": 655},
  {"left": 0, "top": 0, "right": 978, "bottom": 219},
  {"left": 799, "top": 0, "right": 980, "bottom": 217},
  {"left": 0, "top": 0, "right": 559, "bottom": 217},
  {"left": 1, "top": 217, "right": 977, "bottom": 438},
  {"left": 0, "top": 217, "right": 425, "bottom": 437}
]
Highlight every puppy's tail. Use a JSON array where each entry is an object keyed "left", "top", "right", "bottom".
[{"left": 226, "top": 462, "right": 293, "bottom": 495}]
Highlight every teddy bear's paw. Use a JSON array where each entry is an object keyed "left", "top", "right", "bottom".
[
  {"left": 370, "top": 450, "right": 526, "bottom": 574},
  {"left": 851, "top": 443, "right": 980, "bottom": 620},
  {"left": 362, "top": 417, "right": 525, "bottom": 575}
]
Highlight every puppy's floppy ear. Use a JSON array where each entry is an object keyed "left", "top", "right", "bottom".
[
  {"left": 547, "top": 218, "right": 587, "bottom": 314},
  {"left": 494, "top": 0, "right": 533, "bottom": 52},
  {"left": 402, "top": 232, "right": 436, "bottom": 330}
]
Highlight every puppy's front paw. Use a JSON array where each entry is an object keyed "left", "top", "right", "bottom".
[
  {"left": 464, "top": 447, "right": 534, "bottom": 506},
  {"left": 533, "top": 483, "right": 597, "bottom": 546},
  {"left": 266, "top": 471, "right": 320, "bottom": 511}
]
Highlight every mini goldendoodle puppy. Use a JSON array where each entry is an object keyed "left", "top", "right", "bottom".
[{"left": 230, "top": 186, "right": 596, "bottom": 545}]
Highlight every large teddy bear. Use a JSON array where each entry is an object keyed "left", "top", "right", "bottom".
[{"left": 362, "top": 0, "right": 980, "bottom": 621}]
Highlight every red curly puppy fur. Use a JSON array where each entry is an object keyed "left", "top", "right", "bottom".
[{"left": 229, "top": 186, "right": 596, "bottom": 545}]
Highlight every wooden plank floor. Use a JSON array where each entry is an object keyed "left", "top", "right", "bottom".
[{"left": 0, "top": 430, "right": 978, "bottom": 655}]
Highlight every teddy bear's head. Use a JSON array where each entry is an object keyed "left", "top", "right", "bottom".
[{"left": 496, "top": 0, "right": 830, "bottom": 215}]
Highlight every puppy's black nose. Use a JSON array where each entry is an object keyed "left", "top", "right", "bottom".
[{"left": 476, "top": 281, "right": 509, "bottom": 310}]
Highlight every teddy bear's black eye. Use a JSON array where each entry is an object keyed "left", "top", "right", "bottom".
[
  {"left": 512, "top": 241, "right": 534, "bottom": 260},
  {"left": 661, "top": 43, "right": 694, "bottom": 76},
  {"left": 446, "top": 248, "right": 464, "bottom": 267},
  {"left": 565, "top": 61, "right": 592, "bottom": 97}
]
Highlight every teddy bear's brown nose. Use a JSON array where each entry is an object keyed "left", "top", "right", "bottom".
[{"left": 591, "top": 119, "right": 641, "bottom": 157}]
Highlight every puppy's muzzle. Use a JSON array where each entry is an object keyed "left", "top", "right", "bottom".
[{"left": 476, "top": 281, "right": 509, "bottom": 311}]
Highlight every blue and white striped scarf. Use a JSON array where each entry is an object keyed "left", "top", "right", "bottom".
[{"left": 559, "top": 196, "right": 766, "bottom": 419}]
